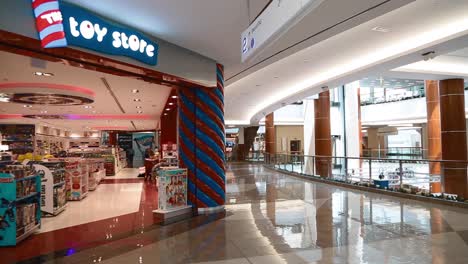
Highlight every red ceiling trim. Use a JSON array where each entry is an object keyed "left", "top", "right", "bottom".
[{"left": 0, "top": 82, "right": 96, "bottom": 96}]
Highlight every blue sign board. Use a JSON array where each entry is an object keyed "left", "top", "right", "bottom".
[{"left": 32, "top": 0, "right": 159, "bottom": 66}]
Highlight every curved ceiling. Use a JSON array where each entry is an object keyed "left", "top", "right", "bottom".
[{"left": 224, "top": 0, "right": 468, "bottom": 125}]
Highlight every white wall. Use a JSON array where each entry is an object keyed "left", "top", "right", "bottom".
[
  {"left": 344, "top": 82, "right": 361, "bottom": 160},
  {"left": 303, "top": 99, "right": 315, "bottom": 174}
]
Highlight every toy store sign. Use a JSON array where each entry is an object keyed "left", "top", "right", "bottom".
[{"left": 31, "top": 0, "right": 158, "bottom": 65}]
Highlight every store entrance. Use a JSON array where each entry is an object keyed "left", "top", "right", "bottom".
[{"left": 0, "top": 48, "right": 176, "bottom": 248}]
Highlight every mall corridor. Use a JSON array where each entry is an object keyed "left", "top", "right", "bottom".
[{"left": 5, "top": 163, "right": 466, "bottom": 263}]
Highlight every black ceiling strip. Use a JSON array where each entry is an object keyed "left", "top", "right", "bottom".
[{"left": 100, "top": 77, "right": 126, "bottom": 114}]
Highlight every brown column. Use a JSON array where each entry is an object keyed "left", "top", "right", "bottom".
[
  {"left": 108, "top": 131, "right": 117, "bottom": 146},
  {"left": 265, "top": 113, "right": 276, "bottom": 155},
  {"left": 439, "top": 79, "right": 468, "bottom": 197},
  {"left": 235, "top": 126, "right": 259, "bottom": 161},
  {"left": 315, "top": 91, "right": 332, "bottom": 177},
  {"left": 425, "top": 80, "right": 442, "bottom": 193}
]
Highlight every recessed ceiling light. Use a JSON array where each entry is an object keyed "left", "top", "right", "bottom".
[
  {"left": 136, "top": 106, "right": 142, "bottom": 109},
  {"left": 137, "top": 111, "right": 143, "bottom": 114},
  {"left": 171, "top": 95, "right": 178, "bottom": 99},
  {"left": 163, "top": 113, "right": 168, "bottom": 116},
  {"left": 169, "top": 102, "right": 174, "bottom": 105},
  {"left": 34, "top": 72, "right": 54, "bottom": 77},
  {"left": 166, "top": 108, "right": 170, "bottom": 111},
  {"left": 84, "top": 105, "right": 93, "bottom": 109},
  {"left": 371, "top": 26, "right": 391, "bottom": 33},
  {"left": 23, "top": 105, "right": 32, "bottom": 108},
  {"left": 132, "top": 89, "right": 140, "bottom": 94},
  {"left": 134, "top": 99, "right": 141, "bottom": 102}
]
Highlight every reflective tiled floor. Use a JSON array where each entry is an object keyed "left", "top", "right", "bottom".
[{"left": 3, "top": 163, "right": 468, "bottom": 263}]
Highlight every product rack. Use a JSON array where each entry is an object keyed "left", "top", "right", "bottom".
[
  {"left": 0, "top": 124, "right": 35, "bottom": 155},
  {"left": 33, "top": 162, "right": 67, "bottom": 216},
  {"left": 51, "top": 159, "right": 89, "bottom": 201},
  {"left": 86, "top": 159, "right": 105, "bottom": 191},
  {"left": 0, "top": 173, "right": 41, "bottom": 246}
]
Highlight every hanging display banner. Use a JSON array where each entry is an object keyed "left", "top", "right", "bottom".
[
  {"left": 31, "top": 0, "right": 159, "bottom": 65},
  {"left": 241, "top": 0, "right": 324, "bottom": 62}
]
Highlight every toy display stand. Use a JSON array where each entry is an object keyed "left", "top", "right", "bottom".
[
  {"left": 153, "top": 168, "right": 191, "bottom": 221},
  {"left": 86, "top": 159, "right": 105, "bottom": 191},
  {"left": 33, "top": 163, "right": 67, "bottom": 216},
  {"left": 0, "top": 173, "right": 41, "bottom": 246},
  {"left": 64, "top": 159, "right": 89, "bottom": 201}
]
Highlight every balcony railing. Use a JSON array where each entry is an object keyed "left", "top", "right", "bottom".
[
  {"left": 262, "top": 153, "right": 468, "bottom": 197},
  {"left": 362, "top": 147, "right": 426, "bottom": 159}
]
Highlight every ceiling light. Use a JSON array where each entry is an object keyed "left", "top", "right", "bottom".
[
  {"left": 171, "top": 95, "right": 178, "bottom": 99},
  {"left": 169, "top": 102, "right": 174, "bottom": 106},
  {"left": 132, "top": 89, "right": 140, "bottom": 94},
  {"left": 136, "top": 106, "right": 142, "bottom": 109},
  {"left": 163, "top": 113, "right": 168, "bottom": 116},
  {"left": 0, "top": 93, "right": 9, "bottom": 103},
  {"left": 40, "top": 110, "right": 47, "bottom": 114},
  {"left": 34, "top": 71, "right": 54, "bottom": 77},
  {"left": 134, "top": 99, "right": 141, "bottom": 102},
  {"left": 371, "top": 26, "right": 391, "bottom": 33},
  {"left": 23, "top": 105, "right": 32, "bottom": 108},
  {"left": 84, "top": 105, "right": 93, "bottom": 109},
  {"left": 165, "top": 108, "right": 170, "bottom": 111},
  {"left": 137, "top": 111, "right": 143, "bottom": 114}
]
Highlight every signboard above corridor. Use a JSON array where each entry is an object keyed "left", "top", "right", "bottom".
[{"left": 241, "top": 0, "right": 324, "bottom": 62}]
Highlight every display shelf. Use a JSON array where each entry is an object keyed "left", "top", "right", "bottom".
[
  {"left": 33, "top": 163, "right": 68, "bottom": 215},
  {"left": 16, "top": 223, "right": 40, "bottom": 244},
  {"left": 53, "top": 181, "right": 66, "bottom": 187},
  {"left": 16, "top": 192, "right": 39, "bottom": 202},
  {"left": 52, "top": 205, "right": 67, "bottom": 216},
  {"left": 0, "top": 173, "right": 41, "bottom": 246},
  {"left": 16, "top": 175, "right": 38, "bottom": 182}
]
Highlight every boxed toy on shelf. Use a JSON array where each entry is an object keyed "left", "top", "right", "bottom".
[
  {"left": 62, "top": 159, "right": 89, "bottom": 201},
  {"left": 86, "top": 158, "right": 105, "bottom": 191}
]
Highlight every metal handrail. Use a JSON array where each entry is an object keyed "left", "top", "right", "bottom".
[
  {"left": 267, "top": 153, "right": 468, "bottom": 164},
  {"left": 262, "top": 152, "right": 468, "bottom": 196}
]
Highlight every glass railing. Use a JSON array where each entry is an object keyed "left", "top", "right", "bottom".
[
  {"left": 362, "top": 147, "right": 426, "bottom": 159},
  {"left": 263, "top": 153, "right": 468, "bottom": 197},
  {"left": 360, "top": 87, "right": 425, "bottom": 106}
]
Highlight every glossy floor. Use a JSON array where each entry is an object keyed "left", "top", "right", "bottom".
[{"left": 4, "top": 163, "right": 468, "bottom": 263}]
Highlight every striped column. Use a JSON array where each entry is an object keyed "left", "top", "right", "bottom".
[
  {"left": 32, "top": 0, "right": 68, "bottom": 48},
  {"left": 178, "top": 64, "right": 226, "bottom": 213}
]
